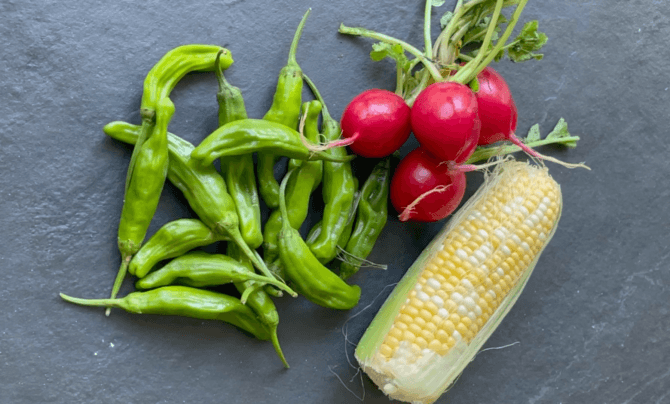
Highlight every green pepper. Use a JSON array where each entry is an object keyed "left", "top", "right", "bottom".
[
  {"left": 215, "top": 50, "right": 247, "bottom": 126},
  {"left": 135, "top": 251, "right": 288, "bottom": 304},
  {"left": 339, "top": 158, "right": 391, "bottom": 280},
  {"left": 116, "top": 100, "right": 173, "bottom": 258},
  {"left": 306, "top": 182, "right": 360, "bottom": 254},
  {"left": 214, "top": 51, "right": 263, "bottom": 249},
  {"left": 302, "top": 74, "right": 357, "bottom": 264},
  {"left": 60, "top": 286, "right": 270, "bottom": 341},
  {"left": 227, "top": 243, "right": 288, "bottom": 368},
  {"left": 139, "top": 45, "right": 233, "bottom": 113},
  {"left": 111, "top": 98, "right": 173, "bottom": 315},
  {"left": 334, "top": 188, "right": 360, "bottom": 250},
  {"left": 128, "top": 45, "right": 233, "bottom": 191},
  {"left": 124, "top": 44, "right": 233, "bottom": 197},
  {"left": 129, "top": 218, "right": 227, "bottom": 278},
  {"left": 105, "top": 120, "right": 232, "bottom": 225},
  {"left": 190, "top": 118, "right": 352, "bottom": 166},
  {"left": 103, "top": 122, "right": 297, "bottom": 299},
  {"left": 257, "top": 9, "right": 310, "bottom": 209},
  {"left": 109, "top": 45, "right": 234, "bottom": 313},
  {"left": 262, "top": 100, "right": 324, "bottom": 265},
  {"left": 277, "top": 170, "right": 361, "bottom": 310}
]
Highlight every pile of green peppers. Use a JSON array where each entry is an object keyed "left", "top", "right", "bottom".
[{"left": 60, "top": 9, "right": 391, "bottom": 369}]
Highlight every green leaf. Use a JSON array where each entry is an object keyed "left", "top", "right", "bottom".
[
  {"left": 525, "top": 124, "right": 541, "bottom": 142},
  {"left": 432, "top": 0, "right": 446, "bottom": 7},
  {"left": 546, "top": 118, "right": 578, "bottom": 148},
  {"left": 440, "top": 11, "right": 454, "bottom": 29},
  {"left": 507, "top": 20, "right": 548, "bottom": 62},
  {"left": 403, "top": 75, "right": 420, "bottom": 97},
  {"left": 462, "top": 15, "right": 505, "bottom": 45},
  {"left": 369, "top": 42, "right": 415, "bottom": 97},
  {"left": 493, "top": 47, "right": 505, "bottom": 62},
  {"left": 465, "top": 118, "right": 581, "bottom": 164},
  {"left": 370, "top": 42, "right": 389, "bottom": 61},
  {"left": 468, "top": 77, "right": 480, "bottom": 92},
  {"left": 370, "top": 42, "right": 408, "bottom": 65}
]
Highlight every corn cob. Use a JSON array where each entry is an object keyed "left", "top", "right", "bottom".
[{"left": 355, "top": 160, "right": 563, "bottom": 404}]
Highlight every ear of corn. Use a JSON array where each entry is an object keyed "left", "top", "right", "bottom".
[{"left": 355, "top": 160, "right": 563, "bottom": 404}]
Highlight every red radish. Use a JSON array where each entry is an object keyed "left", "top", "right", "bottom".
[
  {"left": 410, "top": 82, "right": 481, "bottom": 163},
  {"left": 390, "top": 147, "right": 467, "bottom": 222},
  {"left": 339, "top": 89, "right": 412, "bottom": 158},
  {"left": 472, "top": 67, "right": 549, "bottom": 161},
  {"left": 475, "top": 66, "right": 518, "bottom": 145}
]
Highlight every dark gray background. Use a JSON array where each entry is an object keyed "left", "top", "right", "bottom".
[{"left": 1, "top": 1, "right": 668, "bottom": 403}]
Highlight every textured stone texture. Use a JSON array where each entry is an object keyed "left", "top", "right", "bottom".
[{"left": 1, "top": 1, "right": 668, "bottom": 403}]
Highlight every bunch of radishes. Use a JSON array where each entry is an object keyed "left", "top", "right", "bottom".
[
  {"left": 340, "top": 66, "right": 519, "bottom": 222},
  {"left": 333, "top": 0, "right": 578, "bottom": 222}
]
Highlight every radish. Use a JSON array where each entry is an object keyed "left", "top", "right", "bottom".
[
  {"left": 473, "top": 66, "right": 564, "bottom": 161},
  {"left": 410, "top": 82, "right": 481, "bottom": 164},
  {"left": 338, "top": 89, "right": 412, "bottom": 158},
  {"left": 339, "top": 1, "right": 550, "bottom": 163},
  {"left": 474, "top": 66, "right": 518, "bottom": 146},
  {"left": 390, "top": 147, "right": 467, "bottom": 222}
]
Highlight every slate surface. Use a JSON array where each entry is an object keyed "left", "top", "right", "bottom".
[{"left": 1, "top": 1, "right": 669, "bottom": 403}]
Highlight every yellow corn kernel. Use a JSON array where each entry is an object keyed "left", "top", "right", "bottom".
[{"left": 356, "top": 161, "right": 563, "bottom": 404}]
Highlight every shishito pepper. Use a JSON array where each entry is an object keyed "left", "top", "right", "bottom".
[
  {"left": 134, "top": 251, "right": 290, "bottom": 304},
  {"left": 227, "top": 243, "right": 289, "bottom": 368},
  {"left": 61, "top": 286, "right": 271, "bottom": 341},
  {"left": 262, "top": 100, "right": 324, "bottom": 265},
  {"left": 277, "top": 170, "right": 361, "bottom": 310},
  {"left": 128, "top": 218, "right": 227, "bottom": 278},
  {"left": 103, "top": 121, "right": 297, "bottom": 299},
  {"left": 339, "top": 157, "right": 391, "bottom": 280},
  {"left": 108, "top": 45, "right": 234, "bottom": 312},
  {"left": 257, "top": 9, "right": 310, "bottom": 209},
  {"left": 302, "top": 74, "right": 357, "bottom": 264},
  {"left": 214, "top": 52, "right": 263, "bottom": 249},
  {"left": 189, "top": 118, "right": 353, "bottom": 166}
]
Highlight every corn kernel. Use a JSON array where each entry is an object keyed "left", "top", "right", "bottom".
[{"left": 379, "top": 344, "right": 393, "bottom": 357}]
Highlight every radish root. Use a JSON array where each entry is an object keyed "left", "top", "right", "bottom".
[
  {"left": 298, "top": 113, "right": 354, "bottom": 153},
  {"left": 399, "top": 184, "right": 452, "bottom": 222},
  {"left": 509, "top": 133, "right": 591, "bottom": 170},
  {"left": 444, "top": 159, "right": 503, "bottom": 174},
  {"left": 336, "top": 247, "right": 388, "bottom": 270}
]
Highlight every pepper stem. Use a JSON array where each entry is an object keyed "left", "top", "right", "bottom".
[
  {"left": 244, "top": 273, "right": 295, "bottom": 301},
  {"left": 240, "top": 287, "right": 254, "bottom": 305},
  {"left": 221, "top": 224, "right": 297, "bottom": 298},
  {"left": 106, "top": 254, "right": 131, "bottom": 316},
  {"left": 287, "top": 8, "right": 311, "bottom": 66},
  {"left": 61, "top": 293, "right": 121, "bottom": 309},
  {"left": 302, "top": 74, "right": 333, "bottom": 124},
  {"left": 214, "top": 50, "right": 229, "bottom": 102}
]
